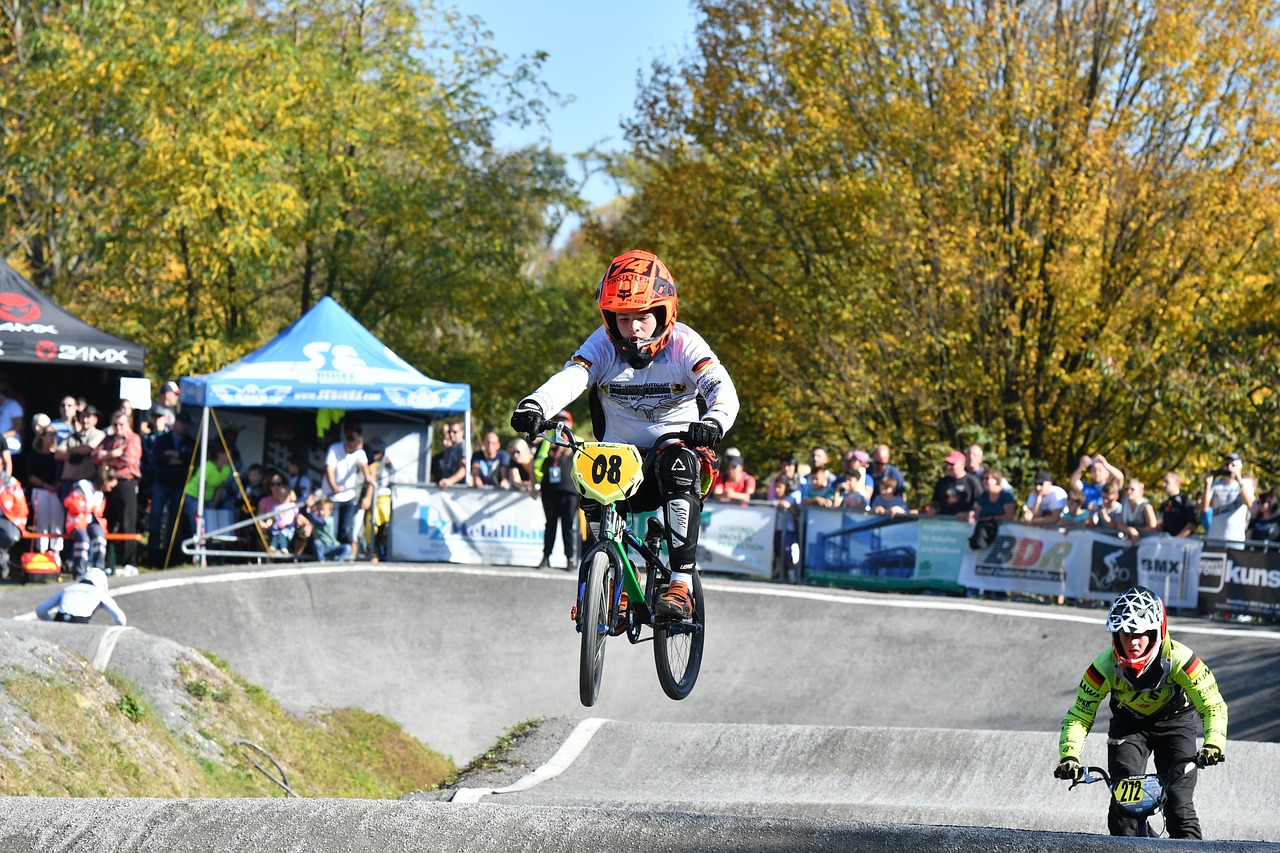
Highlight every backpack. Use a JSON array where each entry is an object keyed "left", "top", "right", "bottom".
[{"left": 969, "top": 517, "right": 999, "bottom": 550}]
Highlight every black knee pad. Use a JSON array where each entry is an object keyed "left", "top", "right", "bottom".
[{"left": 655, "top": 444, "right": 701, "bottom": 499}]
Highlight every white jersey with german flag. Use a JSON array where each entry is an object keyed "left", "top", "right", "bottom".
[{"left": 524, "top": 323, "right": 738, "bottom": 450}]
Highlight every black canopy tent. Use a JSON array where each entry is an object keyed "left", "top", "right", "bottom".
[{"left": 0, "top": 260, "right": 146, "bottom": 463}]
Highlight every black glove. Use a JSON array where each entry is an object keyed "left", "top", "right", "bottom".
[
  {"left": 686, "top": 419, "right": 722, "bottom": 448},
  {"left": 1054, "top": 756, "right": 1082, "bottom": 781},
  {"left": 1195, "top": 745, "right": 1224, "bottom": 768},
  {"left": 509, "top": 402, "right": 544, "bottom": 439}
]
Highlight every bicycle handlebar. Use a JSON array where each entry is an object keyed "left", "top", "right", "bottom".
[
  {"left": 527, "top": 420, "right": 695, "bottom": 453},
  {"left": 1070, "top": 765, "right": 1111, "bottom": 789}
]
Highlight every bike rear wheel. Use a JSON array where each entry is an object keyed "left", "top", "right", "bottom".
[
  {"left": 579, "top": 549, "right": 614, "bottom": 707},
  {"left": 654, "top": 571, "right": 705, "bottom": 700}
]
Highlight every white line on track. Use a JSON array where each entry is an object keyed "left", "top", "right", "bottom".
[
  {"left": 91, "top": 625, "right": 131, "bottom": 671},
  {"left": 13, "top": 563, "right": 1280, "bottom": 640},
  {"left": 450, "top": 717, "right": 610, "bottom": 803}
]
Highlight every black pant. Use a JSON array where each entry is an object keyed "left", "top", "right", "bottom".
[
  {"left": 541, "top": 488, "right": 579, "bottom": 563},
  {"left": 105, "top": 478, "right": 138, "bottom": 567},
  {"left": 1107, "top": 708, "right": 1201, "bottom": 838}
]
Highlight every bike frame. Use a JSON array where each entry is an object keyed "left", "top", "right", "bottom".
[{"left": 595, "top": 502, "right": 662, "bottom": 615}]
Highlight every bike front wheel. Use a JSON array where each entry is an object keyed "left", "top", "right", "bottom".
[
  {"left": 654, "top": 572, "right": 705, "bottom": 700},
  {"left": 579, "top": 549, "right": 614, "bottom": 707}
]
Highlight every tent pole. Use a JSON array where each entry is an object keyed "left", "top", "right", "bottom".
[
  {"left": 463, "top": 411, "right": 472, "bottom": 485},
  {"left": 196, "top": 406, "right": 210, "bottom": 568}
]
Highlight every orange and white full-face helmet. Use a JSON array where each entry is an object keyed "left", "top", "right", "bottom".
[{"left": 596, "top": 250, "right": 678, "bottom": 368}]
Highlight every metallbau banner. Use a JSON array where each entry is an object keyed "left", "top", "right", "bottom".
[{"left": 388, "top": 487, "right": 776, "bottom": 577}]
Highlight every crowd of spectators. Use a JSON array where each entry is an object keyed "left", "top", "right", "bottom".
[
  {"left": 430, "top": 417, "right": 1278, "bottom": 560},
  {"left": 737, "top": 441, "right": 1274, "bottom": 549},
  {"left": 1, "top": 379, "right": 398, "bottom": 580}
]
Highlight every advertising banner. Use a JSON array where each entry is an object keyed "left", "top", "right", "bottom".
[
  {"left": 800, "top": 509, "right": 956, "bottom": 591},
  {"left": 914, "top": 518, "right": 970, "bottom": 588},
  {"left": 388, "top": 487, "right": 570, "bottom": 568},
  {"left": 388, "top": 488, "right": 773, "bottom": 576},
  {"left": 960, "top": 526, "right": 1201, "bottom": 608},
  {"left": 1197, "top": 546, "right": 1280, "bottom": 618},
  {"left": 961, "top": 522, "right": 1074, "bottom": 598},
  {"left": 696, "top": 502, "right": 776, "bottom": 578}
]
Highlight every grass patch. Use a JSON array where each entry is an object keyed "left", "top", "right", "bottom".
[
  {"left": 437, "top": 718, "right": 542, "bottom": 789},
  {"left": 0, "top": 653, "right": 453, "bottom": 799}
]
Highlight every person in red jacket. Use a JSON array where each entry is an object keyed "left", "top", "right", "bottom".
[
  {"left": 64, "top": 466, "right": 116, "bottom": 577},
  {"left": 0, "top": 471, "right": 29, "bottom": 580}
]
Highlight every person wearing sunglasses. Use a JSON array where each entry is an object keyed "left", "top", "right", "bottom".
[
  {"left": 321, "top": 425, "right": 373, "bottom": 561},
  {"left": 257, "top": 474, "right": 300, "bottom": 554},
  {"left": 431, "top": 420, "right": 467, "bottom": 488}
]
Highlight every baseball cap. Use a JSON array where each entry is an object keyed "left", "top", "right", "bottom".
[
  {"left": 1224, "top": 451, "right": 1242, "bottom": 463},
  {"left": 853, "top": 450, "right": 870, "bottom": 464},
  {"left": 725, "top": 453, "right": 744, "bottom": 467},
  {"left": 1033, "top": 469, "right": 1053, "bottom": 485},
  {"left": 945, "top": 450, "right": 966, "bottom": 465},
  {"left": 162, "top": 380, "right": 180, "bottom": 394}
]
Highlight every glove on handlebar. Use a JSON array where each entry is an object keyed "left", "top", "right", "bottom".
[
  {"left": 1054, "top": 757, "right": 1082, "bottom": 781},
  {"left": 1195, "top": 745, "right": 1224, "bottom": 768},
  {"left": 686, "top": 420, "right": 722, "bottom": 449},
  {"left": 510, "top": 402, "right": 544, "bottom": 439}
]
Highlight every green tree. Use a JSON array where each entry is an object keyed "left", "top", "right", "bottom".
[
  {"left": 2, "top": 0, "right": 580, "bottom": 403},
  {"left": 602, "top": 0, "right": 1280, "bottom": 494}
]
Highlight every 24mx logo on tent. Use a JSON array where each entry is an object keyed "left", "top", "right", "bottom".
[{"left": 0, "top": 293, "right": 40, "bottom": 323}]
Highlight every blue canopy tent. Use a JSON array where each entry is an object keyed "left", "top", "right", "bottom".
[{"left": 179, "top": 296, "right": 470, "bottom": 561}]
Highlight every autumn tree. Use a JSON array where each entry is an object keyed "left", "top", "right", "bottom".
[
  {"left": 603, "top": 0, "right": 1280, "bottom": 493},
  {"left": 2, "top": 0, "right": 580, "bottom": 418}
]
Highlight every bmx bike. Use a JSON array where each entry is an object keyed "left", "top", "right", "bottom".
[
  {"left": 1069, "top": 760, "right": 1197, "bottom": 838},
  {"left": 532, "top": 419, "right": 705, "bottom": 707}
]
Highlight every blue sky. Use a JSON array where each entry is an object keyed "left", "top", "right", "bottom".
[{"left": 462, "top": 1, "right": 699, "bottom": 211}]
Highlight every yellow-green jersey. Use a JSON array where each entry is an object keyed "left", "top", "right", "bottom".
[{"left": 1059, "top": 636, "right": 1227, "bottom": 759}]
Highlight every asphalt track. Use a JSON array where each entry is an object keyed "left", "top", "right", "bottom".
[{"left": 1, "top": 563, "right": 1278, "bottom": 850}]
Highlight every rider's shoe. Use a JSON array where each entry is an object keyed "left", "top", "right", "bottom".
[
  {"left": 610, "top": 591, "right": 629, "bottom": 635},
  {"left": 657, "top": 580, "right": 693, "bottom": 620}
]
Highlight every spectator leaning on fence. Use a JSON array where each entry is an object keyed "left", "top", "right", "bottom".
[
  {"left": 833, "top": 449, "right": 872, "bottom": 511},
  {"left": 1115, "top": 479, "right": 1158, "bottom": 541},
  {"left": 867, "top": 443, "right": 907, "bottom": 497},
  {"left": 1060, "top": 488, "right": 1091, "bottom": 526},
  {"left": 975, "top": 469, "right": 1017, "bottom": 522},
  {"left": 1023, "top": 469, "right": 1069, "bottom": 524},
  {"left": 1247, "top": 492, "right": 1280, "bottom": 543},
  {"left": 1096, "top": 482, "right": 1124, "bottom": 531},
  {"left": 870, "top": 477, "right": 911, "bottom": 517},
  {"left": 1159, "top": 472, "right": 1199, "bottom": 538},
  {"left": 768, "top": 454, "right": 800, "bottom": 501},
  {"left": 712, "top": 448, "right": 756, "bottom": 503},
  {"left": 926, "top": 450, "right": 982, "bottom": 521}
]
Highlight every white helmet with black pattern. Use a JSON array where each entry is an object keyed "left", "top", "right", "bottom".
[{"left": 1106, "top": 586, "right": 1168, "bottom": 681}]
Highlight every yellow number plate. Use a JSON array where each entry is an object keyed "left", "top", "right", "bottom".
[
  {"left": 571, "top": 442, "right": 644, "bottom": 504},
  {"left": 1113, "top": 777, "right": 1146, "bottom": 805}
]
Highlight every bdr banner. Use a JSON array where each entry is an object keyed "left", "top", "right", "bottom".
[{"left": 960, "top": 525, "right": 1199, "bottom": 609}]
